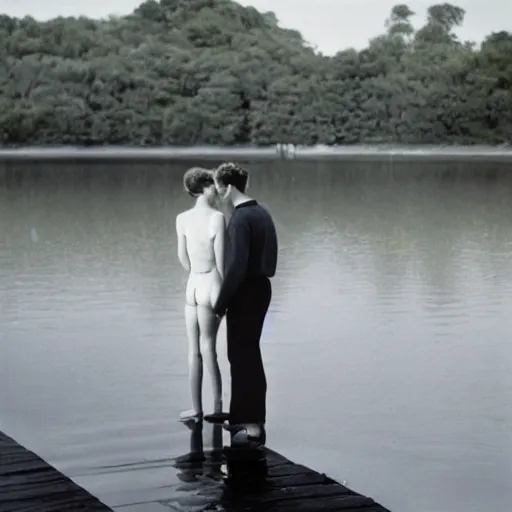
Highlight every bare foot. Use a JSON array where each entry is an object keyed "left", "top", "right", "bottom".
[{"left": 179, "top": 409, "right": 203, "bottom": 422}]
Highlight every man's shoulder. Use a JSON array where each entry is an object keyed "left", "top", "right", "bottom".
[
  {"left": 232, "top": 200, "right": 275, "bottom": 224},
  {"left": 258, "top": 204, "right": 277, "bottom": 230},
  {"left": 255, "top": 201, "right": 274, "bottom": 217}
]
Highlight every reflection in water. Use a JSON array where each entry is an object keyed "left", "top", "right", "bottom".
[
  {"left": 172, "top": 420, "right": 269, "bottom": 510},
  {"left": 0, "top": 160, "right": 511, "bottom": 512},
  {"left": 222, "top": 444, "right": 268, "bottom": 496},
  {"left": 171, "top": 421, "right": 225, "bottom": 508}
]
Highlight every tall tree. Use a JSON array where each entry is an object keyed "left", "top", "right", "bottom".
[
  {"left": 415, "top": 3, "right": 465, "bottom": 45},
  {"left": 385, "top": 4, "right": 415, "bottom": 39}
]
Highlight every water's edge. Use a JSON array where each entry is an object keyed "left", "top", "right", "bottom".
[{"left": 2, "top": 145, "right": 512, "bottom": 162}]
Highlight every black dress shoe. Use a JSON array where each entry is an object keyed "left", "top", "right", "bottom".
[
  {"left": 204, "top": 412, "right": 230, "bottom": 423},
  {"left": 228, "top": 425, "right": 266, "bottom": 447}
]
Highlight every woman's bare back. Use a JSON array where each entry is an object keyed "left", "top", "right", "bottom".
[
  {"left": 176, "top": 206, "right": 225, "bottom": 307},
  {"left": 180, "top": 207, "right": 219, "bottom": 273}
]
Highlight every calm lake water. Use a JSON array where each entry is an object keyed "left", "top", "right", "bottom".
[{"left": 1, "top": 159, "right": 511, "bottom": 512}]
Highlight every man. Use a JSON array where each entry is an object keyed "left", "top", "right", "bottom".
[{"left": 210, "top": 162, "right": 278, "bottom": 445}]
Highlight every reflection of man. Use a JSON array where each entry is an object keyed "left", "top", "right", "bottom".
[{"left": 211, "top": 162, "right": 278, "bottom": 445}]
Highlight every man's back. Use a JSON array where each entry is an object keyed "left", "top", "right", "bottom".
[
  {"left": 213, "top": 199, "right": 277, "bottom": 317},
  {"left": 229, "top": 200, "right": 278, "bottom": 279}
]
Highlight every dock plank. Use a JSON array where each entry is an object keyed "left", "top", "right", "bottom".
[{"left": 0, "top": 431, "right": 113, "bottom": 512}]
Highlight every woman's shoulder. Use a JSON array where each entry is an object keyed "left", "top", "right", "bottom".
[
  {"left": 209, "top": 209, "right": 225, "bottom": 228},
  {"left": 176, "top": 208, "right": 193, "bottom": 220},
  {"left": 212, "top": 209, "right": 225, "bottom": 218}
]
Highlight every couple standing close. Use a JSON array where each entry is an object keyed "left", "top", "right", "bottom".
[{"left": 175, "top": 162, "right": 278, "bottom": 446}]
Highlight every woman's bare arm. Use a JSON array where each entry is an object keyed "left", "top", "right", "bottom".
[
  {"left": 212, "top": 212, "right": 226, "bottom": 279},
  {"left": 176, "top": 214, "right": 191, "bottom": 272}
]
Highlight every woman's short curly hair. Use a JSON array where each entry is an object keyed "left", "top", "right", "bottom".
[
  {"left": 214, "top": 162, "right": 249, "bottom": 193},
  {"left": 183, "top": 167, "right": 214, "bottom": 196}
]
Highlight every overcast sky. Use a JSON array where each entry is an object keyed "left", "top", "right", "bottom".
[{"left": 1, "top": 0, "right": 509, "bottom": 54}]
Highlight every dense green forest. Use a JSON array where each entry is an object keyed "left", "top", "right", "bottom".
[{"left": 0, "top": 0, "right": 511, "bottom": 146}]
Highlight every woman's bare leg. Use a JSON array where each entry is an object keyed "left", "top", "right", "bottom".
[
  {"left": 197, "top": 305, "right": 222, "bottom": 413},
  {"left": 181, "top": 304, "right": 203, "bottom": 420}
]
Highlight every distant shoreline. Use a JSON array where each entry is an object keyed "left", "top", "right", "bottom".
[{"left": 1, "top": 145, "right": 512, "bottom": 162}]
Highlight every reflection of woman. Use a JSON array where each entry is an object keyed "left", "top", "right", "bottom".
[
  {"left": 173, "top": 421, "right": 224, "bottom": 494},
  {"left": 175, "top": 168, "right": 226, "bottom": 422}
]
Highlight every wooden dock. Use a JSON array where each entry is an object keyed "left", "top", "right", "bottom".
[
  {"left": 1, "top": 426, "right": 392, "bottom": 512},
  {"left": 0, "top": 431, "right": 113, "bottom": 511}
]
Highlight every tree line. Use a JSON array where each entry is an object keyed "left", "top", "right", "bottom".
[{"left": 1, "top": 0, "right": 511, "bottom": 147}]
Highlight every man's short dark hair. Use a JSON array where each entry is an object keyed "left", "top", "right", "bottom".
[
  {"left": 214, "top": 162, "right": 249, "bottom": 193},
  {"left": 183, "top": 167, "right": 214, "bottom": 196}
]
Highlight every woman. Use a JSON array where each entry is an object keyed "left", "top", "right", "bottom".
[{"left": 175, "top": 167, "right": 225, "bottom": 422}]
